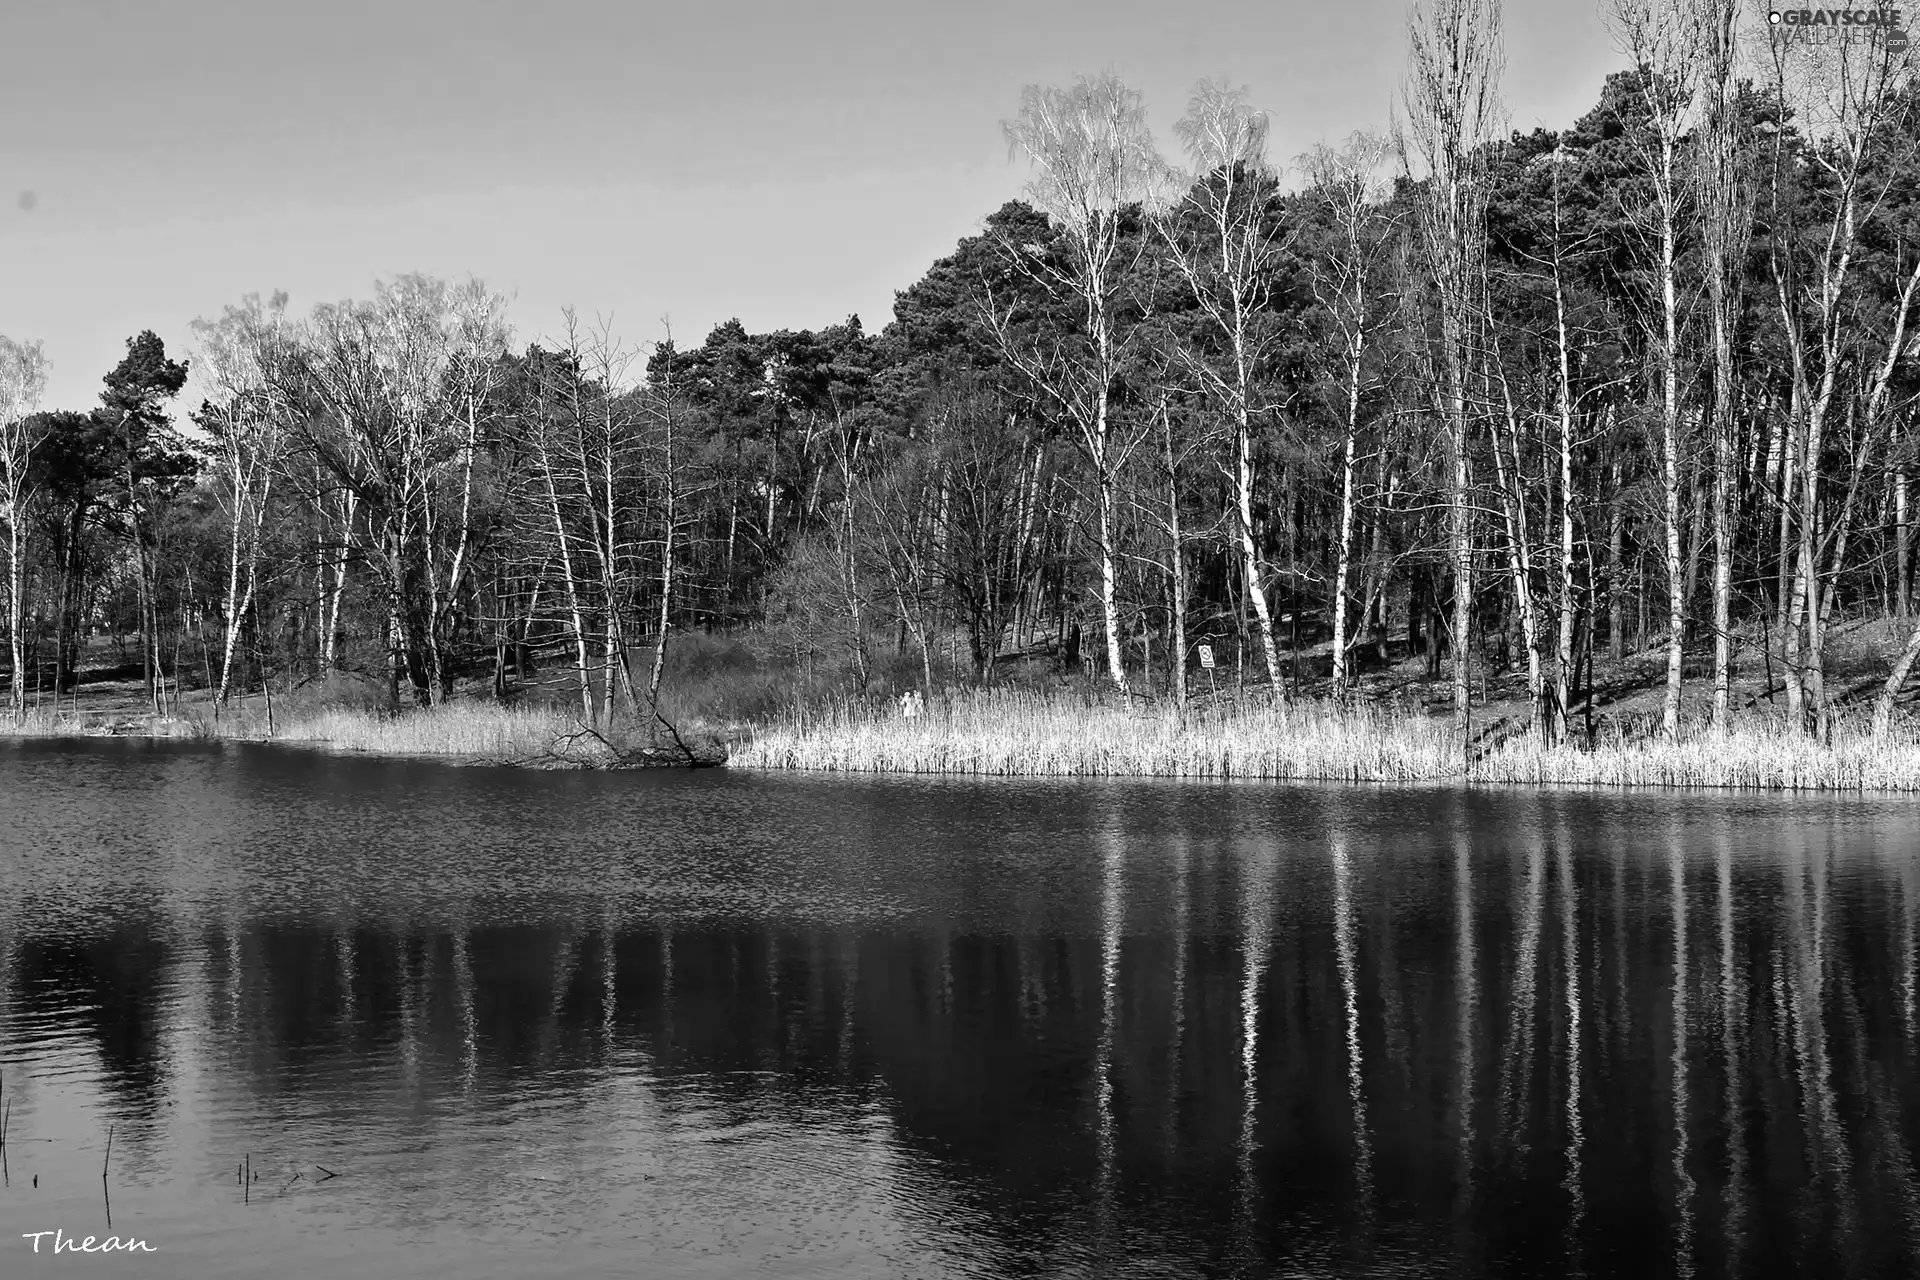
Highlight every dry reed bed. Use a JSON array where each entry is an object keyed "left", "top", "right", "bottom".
[
  {"left": 0, "top": 711, "right": 205, "bottom": 738},
  {"left": 735, "top": 693, "right": 1920, "bottom": 791},
  {"left": 273, "top": 704, "right": 600, "bottom": 761},
  {"left": 733, "top": 693, "right": 1465, "bottom": 781},
  {"left": 1479, "top": 724, "right": 1920, "bottom": 792},
  {"left": 0, "top": 703, "right": 600, "bottom": 763}
]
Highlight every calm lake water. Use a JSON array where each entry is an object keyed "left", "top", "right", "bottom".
[{"left": 0, "top": 740, "right": 1917, "bottom": 1278}]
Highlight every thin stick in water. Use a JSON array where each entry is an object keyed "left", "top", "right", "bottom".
[{"left": 100, "top": 1125, "right": 114, "bottom": 1230}]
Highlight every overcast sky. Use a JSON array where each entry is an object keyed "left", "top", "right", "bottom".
[{"left": 0, "top": 0, "right": 1620, "bottom": 412}]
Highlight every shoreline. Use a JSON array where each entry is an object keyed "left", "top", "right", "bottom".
[
  {"left": 0, "top": 705, "right": 725, "bottom": 770},
  {"left": 10, "top": 693, "right": 1920, "bottom": 792},
  {"left": 0, "top": 731, "right": 716, "bottom": 770}
]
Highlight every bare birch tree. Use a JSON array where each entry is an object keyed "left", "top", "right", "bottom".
[
  {"left": 0, "top": 337, "right": 49, "bottom": 724},
  {"left": 1764, "top": 17, "right": 1914, "bottom": 739},
  {"left": 1546, "top": 152, "right": 1597, "bottom": 745},
  {"left": 192, "top": 292, "right": 296, "bottom": 705},
  {"left": 430, "top": 283, "right": 512, "bottom": 702},
  {"left": 560, "top": 310, "right": 643, "bottom": 722},
  {"left": 524, "top": 346, "right": 597, "bottom": 722},
  {"left": 1609, "top": 0, "right": 1702, "bottom": 740},
  {"left": 645, "top": 323, "right": 685, "bottom": 707},
  {"left": 1485, "top": 310, "right": 1546, "bottom": 718},
  {"left": 1402, "top": 0, "right": 1505, "bottom": 747},
  {"left": 1160, "top": 80, "right": 1291, "bottom": 693},
  {"left": 1693, "top": 0, "right": 1753, "bottom": 734},
  {"left": 1155, "top": 391, "right": 1193, "bottom": 707},
  {"left": 865, "top": 457, "right": 942, "bottom": 696},
  {"left": 298, "top": 275, "right": 510, "bottom": 709},
  {"left": 1301, "top": 131, "right": 1394, "bottom": 697},
  {"left": 992, "top": 72, "right": 1165, "bottom": 695}
]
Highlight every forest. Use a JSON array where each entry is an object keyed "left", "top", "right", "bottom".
[{"left": 1, "top": 0, "right": 1918, "bottom": 766}]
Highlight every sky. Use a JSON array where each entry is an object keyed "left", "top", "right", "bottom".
[{"left": 0, "top": 0, "right": 1622, "bottom": 414}]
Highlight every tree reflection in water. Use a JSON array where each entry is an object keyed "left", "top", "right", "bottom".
[{"left": 0, "top": 747, "right": 1918, "bottom": 1276}]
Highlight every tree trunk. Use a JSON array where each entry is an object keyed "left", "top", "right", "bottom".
[
  {"left": 1798, "top": 439, "right": 1828, "bottom": 742},
  {"left": 1659, "top": 200, "right": 1685, "bottom": 740},
  {"left": 539, "top": 449, "right": 594, "bottom": 724},
  {"left": 55, "top": 502, "right": 83, "bottom": 697},
  {"left": 1096, "top": 465, "right": 1126, "bottom": 695},
  {"left": 1699, "top": 0, "right": 1748, "bottom": 737},
  {"left": 838, "top": 435, "right": 868, "bottom": 692},
  {"left": 1233, "top": 401, "right": 1282, "bottom": 693},
  {"left": 1608, "top": 453, "right": 1626, "bottom": 663},
  {"left": 1545, "top": 216, "right": 1580, "bottom": 745},
  {"left": 1487, "top": 358, "right": 1541, "bottom": 721},
  {"left": 321, "top": 489, "right": 355, "bottom": 677},
  {"left": 1710, "top": 401, "right": 1735, "bottom": 734},
  {"left": 135, "top": 531, "right": 156, "bottom": 714},
  {"left": 384, "top": 544, "right": 406, "bottom": 714},
  {"left": 1330, "top": 368, "right": 1361, "bottom": 698},
  {"left": 1164, "top": 406, "right": 1188, "bottom": 710},
  {"left": 6, "top": 503, "right": 24, "bottom": 724},
  {"left": 1776, "top": 401, "right": 1803, "bottom": 722},
  {"left": 1897, "top": 466, "right": 1911, "bottom": 620},
  {"left": 219, "top": 492, "right": 251, "bottom": 701},
  {"left": 1873, "top": 613, "right": 1920, "bottom": 739},
  {"left": 649, "top": 456, "right": 676, "bottom": 707},
  {"left": 1449, "top": 397, "right": 1473, "bottom": 747}
]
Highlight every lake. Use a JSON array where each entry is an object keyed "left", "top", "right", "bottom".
[{"left": 0, "top": 739, "right": 1916, "bottom": 1278}]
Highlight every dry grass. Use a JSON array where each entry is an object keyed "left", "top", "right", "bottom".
[
  {"left": 272, "top": 703, "right": 607, "bottom": 763},
  {"left": 734, "top": 689, "right": 1920, "bottom": 791},
  {"left": 0, "top": 699, "right": 619, "bottom": 766},
  {"left": 0, "top": 708, "right": 207, "bottom": 739},
  {"left": 732, "top": 690, "right": 1467, "bottom": 781},
  {"left": 1478, "top": 715, "right": 1920, "bottom": 792}
]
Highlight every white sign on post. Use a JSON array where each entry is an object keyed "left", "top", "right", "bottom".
[{"left": 1197, "top": 643, "right": 1215, "bottom": 670}]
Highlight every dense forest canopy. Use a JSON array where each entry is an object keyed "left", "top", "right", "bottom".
[{"left": 1, "top": 0, "right": 1917, "bottom": 744}]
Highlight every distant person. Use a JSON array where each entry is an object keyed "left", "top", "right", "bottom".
[{"left": 899, "top": 690, "right": 923, "bottom": 719}]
